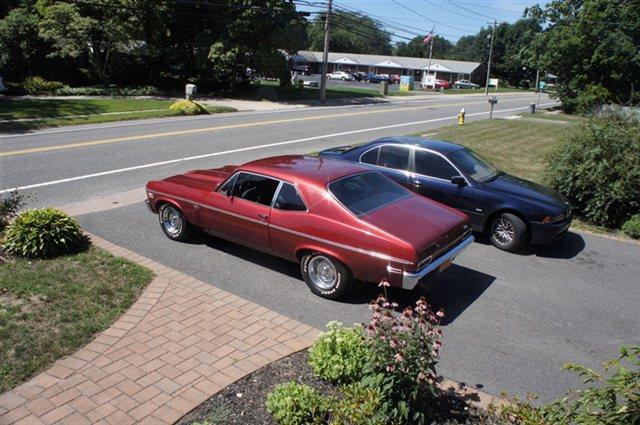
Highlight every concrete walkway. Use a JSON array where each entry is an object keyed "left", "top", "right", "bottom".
[{"left": 0, "top": 234, "right": 319, "bottom": 425}]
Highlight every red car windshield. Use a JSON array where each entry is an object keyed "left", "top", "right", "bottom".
[{"left": 328, "top": 172, "right": 411, "bottom": 217}]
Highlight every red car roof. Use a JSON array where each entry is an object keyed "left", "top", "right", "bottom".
[{"left": 241, "top": 155, "right": 366, "bottom": 188}]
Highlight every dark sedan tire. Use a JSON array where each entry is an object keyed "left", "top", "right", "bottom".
[
  {"left": 301, "top": 252, "right": 352, "bottom": 299},
  {"left": 341, "top": 77, "right": 346, "bottom": 81},
  {"left": 489, "top": 213, "right": 528, "bottom": 252},
  {"left": 158, "top": 203, "right": 191, "bottom": 241}
]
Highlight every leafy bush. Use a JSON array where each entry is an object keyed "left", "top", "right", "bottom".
[
  {"left": 622, "top": 214, "right": 640, "bottom": 239},
  {"left": 22, "top": 76, "right": 64, "bottom": 94},
  {"left": 3, "top": 208, "right": 83, "bottom": 258},
  {"left": 169, "top": 99, "right": 209, "bottom": 115},
  {"left": 308, "top": 322, "right": 369, "bottom": 384},
  {"left": 53, "top": 85, "right": 159, "bottom": 96},
  {"left": 330, "top": 382, "right": 386, "bottom": 425},
  {"left": 0, "top": 191, "right": 25, "bottom": 232},
  {"left": 265, "top": 381, "right": 327, "bottom": 425},
  {"left": 497, "top": 345, "right": 640, "bottom": 425},
  {"left": 545, "top": 111, "right": 640, "bottom": 228},
  {"left": 361, "top": 294, "right": 443, "bottom": 425}
]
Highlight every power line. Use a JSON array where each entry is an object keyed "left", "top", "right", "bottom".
[
  {"left": 389, "top": 0, "right": 479, "bottom": 33},
  {"left": 445, "top": 0, "right": 502, "bottom": 22}
]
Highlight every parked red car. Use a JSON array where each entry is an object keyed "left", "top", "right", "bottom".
[
  {"left": 145, "top": 156, "right": 473, "bottom": 299},
  {"left": 435, "top": 79, "right": 451, "bottom": 89}
]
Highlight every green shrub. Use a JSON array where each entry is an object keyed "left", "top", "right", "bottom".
[
  {"left": 53, "top": 85, "right": 159, "bottom": 96},
  {"left": 330, "top": 382, "right": 385, "bottom": 425},
  {"left": 497, "top": 345, "right": 640, "bottom": 425},
  {"left": 266, "top": 381, "right": 327, "bottom": 425},
  {"left": 308, "top": 322, "right": 369, "bottom": 384},
  {"left": 545, "top": 111, "right": 640, "bottom": 228},
  {"left": 3, "top": 208, "right": 83, "bottom": 258},
  {"left": 622, "top": 214, "right": 640, "bottom": 239},
  {"left": 21, "top": 76, "right": 64, "bottom": 94},
  {"left": 0, "top": 191, "right": 25, "bottom": 232},
  {"left": 169, "top": 99, "right": 209, "bottom": 115}
]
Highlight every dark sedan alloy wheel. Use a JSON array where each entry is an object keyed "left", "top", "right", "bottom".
[
  {"left": 489, "top": 213, "right": 527, "bottom": 252},
  {"left": 159, "top": 204, "right": 190, "bottom": 241},
  {"left": 301, "top": 252, "right": 352, "bottom": 299}
]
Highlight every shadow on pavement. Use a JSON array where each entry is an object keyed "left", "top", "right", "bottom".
[
  {"left": 473, "top": 231, "right": 585, "bottom": 259},
  {"left": 185, "top": 231, "right": 495, "bottom": 325},
  {"left": 340, "top": 264, "right": 496, "bottom": 326}
]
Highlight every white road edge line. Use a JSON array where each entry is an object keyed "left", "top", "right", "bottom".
[{"left": 0, "top": 103, "right": 556, "bottom": 194}]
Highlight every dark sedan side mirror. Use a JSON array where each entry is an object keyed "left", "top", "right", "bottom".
[{"left": 451, "top": 175, "right": 466, "bottom": 186}]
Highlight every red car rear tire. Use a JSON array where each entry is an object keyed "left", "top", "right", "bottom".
[{"left": 301, "top": 252, "right": 352, "bottom": 299}]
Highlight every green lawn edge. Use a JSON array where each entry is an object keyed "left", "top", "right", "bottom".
[{"left": 0, "top": 245, "right": 155, "bottom": 392}]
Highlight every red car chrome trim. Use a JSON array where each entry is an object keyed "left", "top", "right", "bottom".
[{"left": 148, "top": 189, "right": 413, "bottom": 265}]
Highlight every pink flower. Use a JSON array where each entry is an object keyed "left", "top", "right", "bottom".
[
  {"left": 386, "top": 364, "right": 395, "bottom": 372},
  {"left": 434, "top": 340, "right": 442, "bottom": 350},
  {"left": 394, "top": 352, "right": 404, "bottom": 362},
  {"left": 436, "top": 309, "right": 445, "bottom": 318},
  {"left": 378, "top": 279, "right": 390, "bottom": 288},
  {"left": 417, "top": 371, "right": 427, "bottom": 381}
]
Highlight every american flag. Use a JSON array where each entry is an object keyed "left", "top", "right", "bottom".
[{"left": 422, "top": 33, "right": 433, "bottom": 45}]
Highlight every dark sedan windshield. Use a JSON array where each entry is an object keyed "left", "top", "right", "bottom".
[
  {"left": 329, "top": 172, "right": 410, "bottom": 216},
  {"left": 449, "top": 148, "right": 501, "bottom": 182}
]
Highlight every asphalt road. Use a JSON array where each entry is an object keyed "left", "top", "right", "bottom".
[{"left": 3, "top": 93, "right": 638, "bottom": 403}]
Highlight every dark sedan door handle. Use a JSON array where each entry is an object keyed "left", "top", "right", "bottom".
[
  {"left": 257, "top": 213, "right": 269, "bottom": 220},
  {"left": 411, "top": 179, "right": 422, "bottom": 188}
]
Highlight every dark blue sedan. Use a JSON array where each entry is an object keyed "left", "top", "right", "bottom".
[{"left": 319, "top": 137, "right": 572, "bottom": 252}]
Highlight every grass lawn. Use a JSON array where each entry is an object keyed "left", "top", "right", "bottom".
[
  {"left": 0, "top": 98, "right": 177, "bottom": 120},
  {"left": 417, "top": 115, "right": 628, "bottom": 238},
  {"left": 0, "top": 98, "right": 236, "bottom": 132},
  {"left": 0, "top": 245, "right": 154, "bottom": 391},
  {"left": 234, "top": 79, "right": 414, "bottom": 102}
]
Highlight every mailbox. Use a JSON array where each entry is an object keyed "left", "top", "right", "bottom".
[
  {"left": 185, "top": 84, "right": 197, "bottom": 100},
  {"left": 488, "top": 96, "right": 498, "bottom": 105}
]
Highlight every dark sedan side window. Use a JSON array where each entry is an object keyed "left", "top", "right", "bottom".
[
  {"left": 360, "top": 147, "right": 379, "bottom": 165},
  {"left": 231, "top": 173, "right": 280, "bottom": 206},
  {"left": 377, "top": 145, "right": 410, "bottom": 170},
  {"left": 414, "top": 150, "right": 457, "bottom": 180},
  {"left": 274, "top": 183, "right": 306, "bottom": 211}
]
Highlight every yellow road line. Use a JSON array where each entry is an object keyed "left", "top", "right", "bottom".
[{"left": 1, "top": 98, "right": 533, "bottom": 158}]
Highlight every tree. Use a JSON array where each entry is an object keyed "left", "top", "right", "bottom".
[
  {"left": 522, "top": 0, "right": 640, "bottom": 112},
  {"left": 0, "top": 7, "right": 49, "bottom": 80},
  {"left": 307, "top": 11, "right": 391, "bottom": 55},
  {"left": 393, "top": 35, "right": 452, "bottom": 59},
  {"left": 36, "top": 0, "right": 131, "bottom": 83}
]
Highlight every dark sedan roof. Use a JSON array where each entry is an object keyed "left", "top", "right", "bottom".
[
  {"left": 242, "top": 155, "right": 366, "bottom": 187},
  {"left": 369, "top": 136, "right": 464, "bottom": 153}
]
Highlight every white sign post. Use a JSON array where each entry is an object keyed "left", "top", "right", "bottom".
[{"left": 422, "top": 73, "right": 436, "bottom": 89}]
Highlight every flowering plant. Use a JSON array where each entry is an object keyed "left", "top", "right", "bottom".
[{"left": 360, "top": 280, "right": 444, "bottom": 424}]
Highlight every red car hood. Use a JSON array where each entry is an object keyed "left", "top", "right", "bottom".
[
  {"left": 162, "top": 166, "right": 237, "bottom": 191},
  {"left": 360, "top": 195, "right": 469, "bottom": 253}
]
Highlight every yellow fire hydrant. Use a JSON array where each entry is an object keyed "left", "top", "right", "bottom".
[{"left": 457, "top": 108, "right": 465, "bottom": 125}]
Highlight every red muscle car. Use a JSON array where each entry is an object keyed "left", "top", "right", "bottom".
[{"left": 145, "top": 156, "right": 474, "bottom": 299}]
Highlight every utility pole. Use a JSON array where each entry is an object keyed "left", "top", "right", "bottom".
[
  {"left": 534, "top": 68, "right": 541, "bottom": 107},
  {"left": 319, "top": 0, "right": 333, "bottom": 103},
  {"left": 484, "top": 20, "right": 496, "bottom": 96}
]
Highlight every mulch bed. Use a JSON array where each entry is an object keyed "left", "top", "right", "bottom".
[{"left": 177, "top": 350, "right": 485, "bottom": 425}]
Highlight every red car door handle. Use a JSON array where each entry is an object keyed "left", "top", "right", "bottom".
[{"left": 257, "top": 213, "right": 269, "bottom": 220}]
